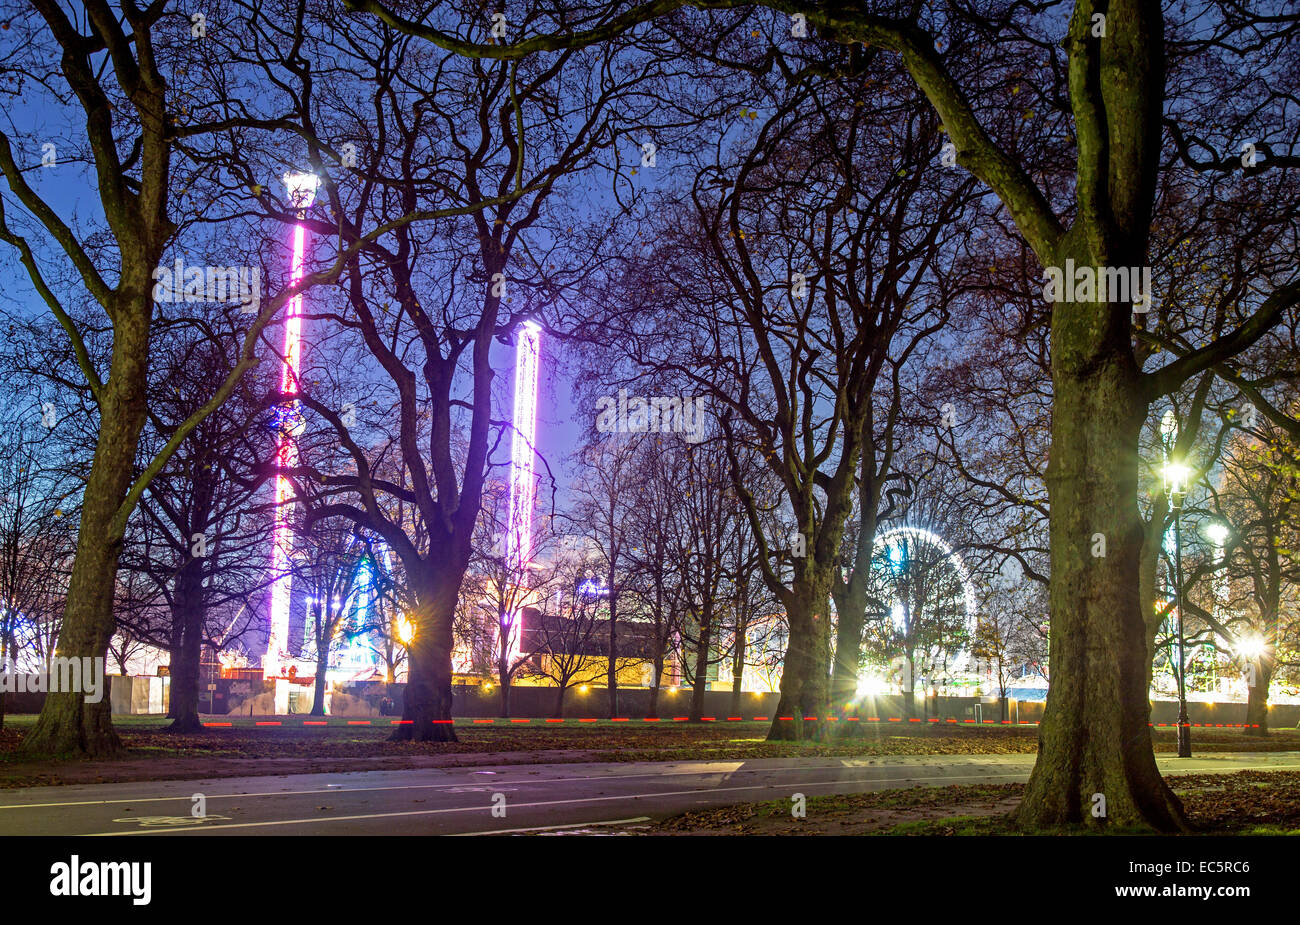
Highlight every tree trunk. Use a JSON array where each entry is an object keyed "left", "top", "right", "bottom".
[
  {"left": 606, "top": 589, "right": 618, "bottom": 718},
  {"left": 1244, "top": 656, "right": 1272, "bottom": 737},
  {"left": 311, "top": 617, "right": 330, "bottom": 717},
  {"left": 1139, "top": 497, "right": 1168, "bottom": 695},
  {"left": 553, "top": 684, "right": 566, "bottom": 718},
  {"left": 389, "top": 567, "right": 458, "bottom": 742},
  {"left": 729, "top": 657, "right": 743, "bottom": 718},
  {"left": 831, "top": 494, "right": 878, "bottom": 708},
  {"left": 0, "top": 629, "right": 7, "bottom": 730},
  {"left": 20, "top": 291, "right": 153, "bottom": 757},
  {"left": 1014, "top": 252, "right": 1186, "bottom": 831},
  {"left": 497, "top": 656, "right": 512, "bottom": 718},
  {"left": 165, "top": 624, "right": 183, "bottom": 720},
  {"left": 905, "top": 649, "right": 917, "bottom": 721},
  {"left": 689, "top": 607, "right": 711, "bottom": 722},
  {"left": 167, "top": 562, "right": 206, "bottom": 732},
  {"left": 767, "top": 570, "right": 832, "bottom": 742},
  {"left": 168, "top": 638, "right": 203, "bottom": 733},
  {"left": 831, "top": 599, "right": 865, "bottom": 711},
  {"left": 19, "top": 497, "right": 128, "bottom": 756}
]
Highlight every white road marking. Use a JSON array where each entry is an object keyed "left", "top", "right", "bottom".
[
  {"left": 5, "top": 755, "right": 1294, "bottom": 821},
  {"left": 450, "top": 816, "right": 651, "bottom": 836},
  {"left": 74, "top": 772, "right": 1097, "bottom": 835},
  {"left": 0, "top": 760, "right": 1014, "bottom": 810}
]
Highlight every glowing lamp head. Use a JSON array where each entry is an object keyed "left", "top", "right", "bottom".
[
  {"left": 1162, "top": 461, "right": 1191, "bottom": 503},
  {"left": 396, "top": 616, "right": 415, "bottom": 645},
  {"left": 282, "top": 171, "right": 320, "bottom": 210},
  {"left": 1205, "top": 522, "right": 1229, "bottom": 546}
]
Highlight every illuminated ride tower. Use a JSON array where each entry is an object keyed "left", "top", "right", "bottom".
[
  {"left": 265, "top": 171, "right": 320, "bottom": 676},
  {"left": 330, "top": 538, "right": 394, "bottom": 679},
  {"left": 501, "top": 320, "right": 542, "bottom": 661}
]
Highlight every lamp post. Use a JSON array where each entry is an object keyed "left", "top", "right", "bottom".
[{"left": 1161, "top": 449, "right": 1193, "bottom": 758}]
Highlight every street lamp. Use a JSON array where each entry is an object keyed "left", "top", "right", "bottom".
[{"left": 1161, "top": 455, "right": 1192, "bottom": 758}]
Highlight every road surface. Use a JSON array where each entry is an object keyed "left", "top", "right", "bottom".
[{"left": 3, "top": 751, "right": 1298, "bottom": 835}]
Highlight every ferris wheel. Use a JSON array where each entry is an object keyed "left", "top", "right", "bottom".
[{"left": 871, "top": 526, "right": 979, "bottom": 644}]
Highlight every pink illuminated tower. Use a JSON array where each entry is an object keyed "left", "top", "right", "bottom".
[
  {"left": 502, "top": 320, "right": 542, "bottom": 658},
  {"left": 265, "top": 171, "right": 320, "bottom": 675}
]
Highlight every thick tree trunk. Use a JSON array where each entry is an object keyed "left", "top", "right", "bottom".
[
  {"left": 832, "top": 496, "right": 878, "bottom": 709},
  {"left": 389, "top": 567, "right": 458, "bottom": 742},
  {"left": 767, "top": 571, "right": 832, "bottom": 742},
  {"left": 20, "top": 289, "right": 154, "bottom": 757},
  {"left": 1015, "top": 258, "right": 1186, "bottom": 831},
  {"left": 831, "top": 603, "right": 865, "bottom": 711},
  {"left": 168, "top": 638, "right": 203, "bottom": 733},
  {"left": 20, "top": 494, "right": 129, "bottom": 756},
  {"left": 167, "top": 562, "right": 206, "bottom": 732}
]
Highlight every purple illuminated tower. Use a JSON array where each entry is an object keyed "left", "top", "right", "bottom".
[
  {"left": 265, "top": 171, "right": 319, "bottom": 675},
  {"left": 502, "top": 320, "right": 541, "bottom": 658}
]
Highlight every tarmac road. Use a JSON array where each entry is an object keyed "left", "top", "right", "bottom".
[{"left": 3, "top": 751, "right": 1298, "bottom": 836}]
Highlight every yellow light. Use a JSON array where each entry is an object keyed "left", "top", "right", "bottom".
[
  {"left": 856, "top": 676, "right": 889, "bottom": 697},
  {"left": 396, "top": 616, "right": 414, "bottom": 645},
  {"left": 1238, "top": 634, "right": 1266, "bottom": 660},
  {"left": 1162, "top": 461, "right": 1191, "bottom": 496},
  {"left": 579, "top": 685, "right": 589, "bottom": 694}
]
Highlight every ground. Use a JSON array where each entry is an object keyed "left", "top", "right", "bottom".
[
  {"left": 639, "top": 770, "right": 1300, "bottom": 836},
  {"left": 1, "top": 715, "right": 1296, "bottom": 790}
]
